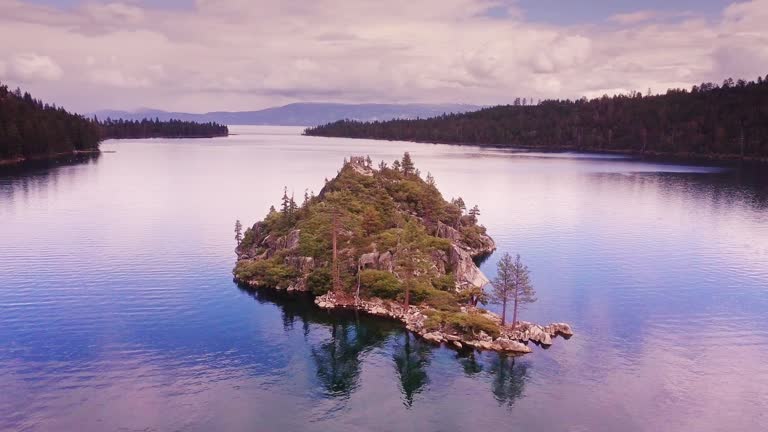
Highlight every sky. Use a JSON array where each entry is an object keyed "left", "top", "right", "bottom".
[{"left": 0, "top": 0, "right": 766, "bottom": 113}]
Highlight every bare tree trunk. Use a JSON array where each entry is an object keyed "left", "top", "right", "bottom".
[
  {"left": 501, "top": 298, "right": 507, "bottom": 326},
  {"left": 332, "top": 210, "right": 341, "bottom": 293},
  {"left": 512, "top": 290, "right": 519, "bottom": 327},
  {"left": 404, "top": 280, "right": 410, "bottom": 309}
]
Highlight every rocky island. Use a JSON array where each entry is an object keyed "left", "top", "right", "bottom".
[{"left": 234, "top": 154, "right": 572, "bottom": 354}]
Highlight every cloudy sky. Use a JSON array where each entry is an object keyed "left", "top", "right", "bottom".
[{"left": 0, "top": 0, "right": 766, "bottom": 112}]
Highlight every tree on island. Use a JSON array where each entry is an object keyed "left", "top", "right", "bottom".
[
  {"left": 234, "top": 220, "right": 243, "bottom": 245},
  {"left": 401, "top": 152, "right": 415, "bottom": 176},
  {"left": 491, "top": 253, "right": 536, "bottom": 326},
  {"left": 468, "top": 205, "right": 481, "bottom": 224}
]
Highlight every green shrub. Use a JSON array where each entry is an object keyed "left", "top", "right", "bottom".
[
  {"left": 423, "top": 310, "right": 499, "bottom": 338},
  {"left": 306, "top": 268, "right": 332, "bottom": 295},
  {"left": 234, "top": 259, "right": 296, "bottom": 289},
  {"left": 432, "top": 274, "right": 456, "bottom": 292},
  {"left": 424, "top": 289, "right": 460, "bottom": 312},
  {"left": 359, "top": 269, "right": 402, "bottom": 299}
]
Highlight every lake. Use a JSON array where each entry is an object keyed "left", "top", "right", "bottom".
[{"left": 1, "top": 126, "right": 767, "bottom": 431}]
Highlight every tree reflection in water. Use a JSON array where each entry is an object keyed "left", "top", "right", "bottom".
[
  {"left": 238, "top": 285, "right": 530, "bottom": 407},
  {"left": 392, "top": 332, "right": 431, "bottom": 407},
  {"left": 488, "top": 354, "right": 529, "bottom": 407},
  {"left": 310, "top": 311, "right": 393, "bottom": 398}
]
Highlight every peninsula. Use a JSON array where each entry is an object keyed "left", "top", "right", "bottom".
[
  {"left": 304, "top": 74, "right": 768, "bottom": 162},
  {"left": 234, "top": 154, "right": 572, "bottom": 354},
  {"left": 0, "top": 82, "right": 228, "bottom": 166}
]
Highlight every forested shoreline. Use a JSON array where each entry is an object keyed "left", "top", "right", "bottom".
[
  {"left": 305, "top": 75, "right": 768, "bottom": 161},
  {"left": 0, "top": 82, "right": 228, "bottom": 165}
]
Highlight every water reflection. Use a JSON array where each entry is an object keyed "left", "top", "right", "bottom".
[
  {"left": 488, "top": 355, "right": 529, "bottom": 407},
  {"left": 3, "top": 129, "right": 768, "bottom": 431},
  {"left": 237, "top": 284, "right": 534, "bottom": 408},
  {"left": 392, "top": 333, "right": 431, "bottom": 407}
]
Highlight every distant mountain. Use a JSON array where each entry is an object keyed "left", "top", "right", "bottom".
[{"left": 91, "top": 103, "right": 482, "bottom": 126}]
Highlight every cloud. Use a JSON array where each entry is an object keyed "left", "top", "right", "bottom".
[
  {"left": 3, "top": 53, "right": 63, "bottom": 82},
  {"left": 609, "top": 10, "right": 659, "bottom": 25},
  {"left": 0, "top": 0, "right": 766, "bottom": 112}
]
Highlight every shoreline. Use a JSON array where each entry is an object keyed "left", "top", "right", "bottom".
[
  {"left": 0, "top": 149, "right": 102, "bottom": 167},
  {"left": 314, "top": 291, "right": 573, "bottom": 354},
  {"left": 236, "top": 279, "right": 573, "bottom": 355},
  {"left": 303, "top": 133, "right": 768, "bottom": 164}
]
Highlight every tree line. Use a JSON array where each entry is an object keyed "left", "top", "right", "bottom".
[
  {"left": 305, "top": 74, "right": 768, "bottom": 161},
  {"left": 0, "top": 82, "right": 228, "bottom": 163},
  {"left": 98, "top": 117, "right": 229, "bottom": 139}
]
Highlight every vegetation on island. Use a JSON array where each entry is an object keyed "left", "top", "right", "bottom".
[
  {"left": 490, "top": 253, "right": 536, "bottom": 327},
  {"left": 234, "top": 153, "right": 510, "bottom": 339},
  {"left": 305, "top": 74, "right": 768, "bottom": 161},
  {"left": 0, "top": 81, "right": 228, "bottom": 164}
]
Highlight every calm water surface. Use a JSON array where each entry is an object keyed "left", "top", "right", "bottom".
[{"left": 1, "top": 126, "right": 767, "bottom": 431}]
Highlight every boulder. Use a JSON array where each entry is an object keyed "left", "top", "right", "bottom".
[
  {"left": 285, "top": 229, "right": 301, "bottom": 250},
  {"left": 495, "top": 338, "right": 532, "bottom": 353},
  {"left": 450, "top": 245, "right": 490, "bottom": 290},
  {"left": 545, "top": 322, "right": 574, "bottom": 337},
  {"left": 422, "top": 332, "right": 444, "bottom": 344},
  {"left": 359, "top": 252, "right": 378, "bottom": 269}
]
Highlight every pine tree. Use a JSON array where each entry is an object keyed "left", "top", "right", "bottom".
[
  {"left": 425, "top": 172, "right": 435, "bottom": 187},
  {"left": 401, "top": 152, "right": 415, "bottom": 175},
  {"left": 289, "top": 192, "right": 298, "bottom": 215},
  {"left": 234, "top": 220, "right": 243, "bottom": 245},
  {"left": 468, "top": 205, "right": 480, "bottom": 223},
  {"left": 491, "top": 253, "right": 536, "bottom": 326},
  {"left": 281, "top": 186, "right": 290, "bottom": 214}
]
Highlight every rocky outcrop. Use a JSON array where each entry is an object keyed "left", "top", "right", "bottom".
[
  {"left": 449, "top": 245, "right": 490, "bottom": 289},
  {"left": 436, "top": 221, "right": 496, "bottom": 257},
  {"left": 314, "top": 292, "right": 572, "bottom": 355},
  {"left": 233, "top": 156, "right": 572, "bottom": 355}
]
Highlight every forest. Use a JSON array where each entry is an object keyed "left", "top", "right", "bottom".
[
  {"left": 305, "top": 75, "right": 768, "bottom": 161},
  {"left": 0, "top": 82, "right": 228, "bottom": 163},
  {"left": 98, "top": 117, "right": 229, "bottom": 139}
]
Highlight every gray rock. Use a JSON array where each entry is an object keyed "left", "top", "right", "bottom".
[{"left": 450, "top": 245, "right": 490, "bottom": 290}]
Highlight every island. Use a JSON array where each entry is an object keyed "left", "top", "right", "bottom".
[{"left": 234, "top": 154, "right": 572, "bottom": 354}]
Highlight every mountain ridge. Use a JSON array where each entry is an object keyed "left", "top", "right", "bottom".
[{"left": 91, "top": 102, "right": 482, "bottom": 126}]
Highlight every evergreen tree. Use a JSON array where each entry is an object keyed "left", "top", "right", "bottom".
[
  {"left": 401, "top": 152, "right": 415, "bottom": 175},
  {"left": 491, "top": 253, "right": 536, "bottom": 327},
  {"left": 235, "top": 220, "right": 243, "bottom": 245},
  {"left": 281, "top": 187, "right": 291, "bottom": 214},
  {"left": 468, "top": 205, "right": 480, "bottom": 224},
  {"left": 425, "top": 172, "right": 435, "bottom": 187}
]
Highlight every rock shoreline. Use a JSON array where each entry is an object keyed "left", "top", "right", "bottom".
[{"left": 314, "top": 291, "right": 573, "bottom": 354}]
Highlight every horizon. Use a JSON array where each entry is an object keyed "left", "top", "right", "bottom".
[{"left": 1, "top": 0, "right": 766, "bottom": 113}]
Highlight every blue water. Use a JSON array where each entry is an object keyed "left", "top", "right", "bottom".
[{"left": 1, "top": 126, "right": 767, "bottom": 431}]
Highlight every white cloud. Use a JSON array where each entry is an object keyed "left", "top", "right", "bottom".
[
  {"left": 0, "top": 0, "right": 766, "bottom": 112},
  {"left": 4, "top": 53, "right": 63, "bottom": 82},
  {"left": 609, "top": 10, "right": 659, "bottom": 25}
]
